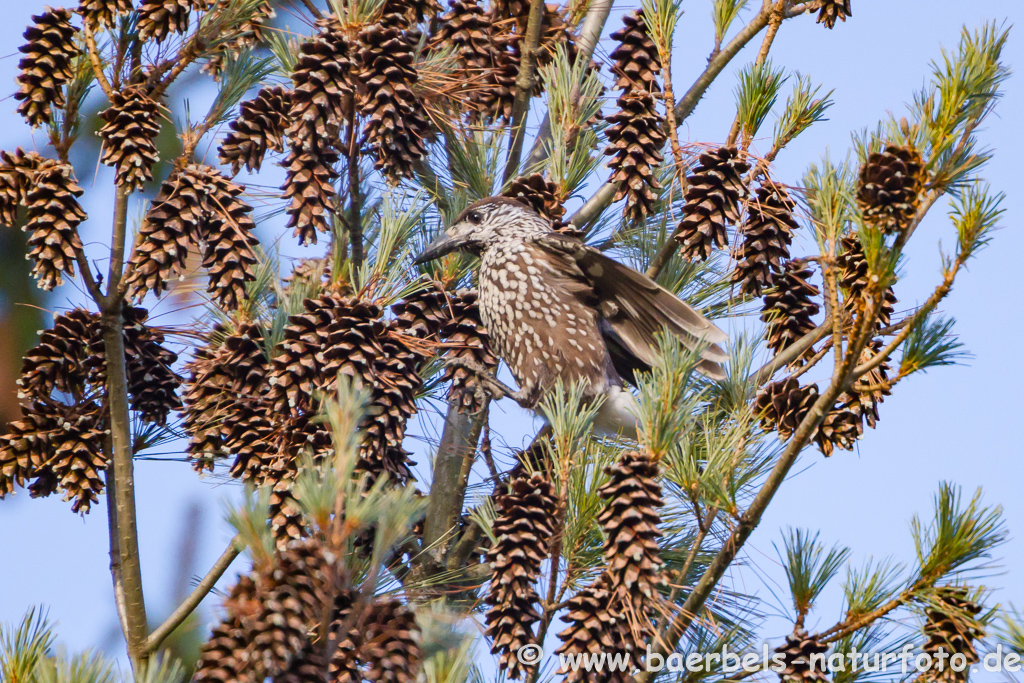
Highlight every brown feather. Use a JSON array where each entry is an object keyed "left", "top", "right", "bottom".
[{"left": 532, "top": 233, "right": 728, "bottom": 381}]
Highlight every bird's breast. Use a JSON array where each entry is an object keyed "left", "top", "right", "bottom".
[{"left": 478, "top": 245, "right": 611, "bottom": 405}]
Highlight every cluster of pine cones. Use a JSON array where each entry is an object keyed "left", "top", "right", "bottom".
[
  {"left": 754, "top": 141, "right": 924, "bottom": 455},
  {"left": 195, "top": 535, "right": 423, "bottom": 683},
  {"left": 482, "top": 450, "right": 665, "bottom": 680},
  {"left": 0, "top": 305, "right": 182, "bottom": 513}
]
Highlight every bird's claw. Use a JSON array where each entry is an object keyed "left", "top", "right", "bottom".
[{"left": 444, "top": 357, "right": 529, "bottom": 407}]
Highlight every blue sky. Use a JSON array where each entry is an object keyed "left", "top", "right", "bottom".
[{"left": 0, "top": 0, "right": 1020, "bottom": 669}]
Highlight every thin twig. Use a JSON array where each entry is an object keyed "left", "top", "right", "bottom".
[
  {"left": 145, "top": 536, "right": 242, "bottom": 654},
  {"left": 503, "top": 0, "right": 547, "bottom": 185},
  {"left": 83, "top": 25, "right": 115, "bottom": 100},
  {"left": 747, "top": 316, "right": 832, "bottom": 386}
]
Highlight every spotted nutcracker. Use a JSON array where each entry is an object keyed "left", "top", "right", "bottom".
[{"left": 415, "top": 197, "right": 728, "bottom": 435}]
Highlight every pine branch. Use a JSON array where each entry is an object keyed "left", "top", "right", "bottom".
[
  {"left": 503, "top": 0, "right": 548, "bottom": 184},
  {"left": 145, "top": 536, "right": 242, "bottom": 655},
  {"left": 523, "top": 0, "right": 612, "bottom": 169}
]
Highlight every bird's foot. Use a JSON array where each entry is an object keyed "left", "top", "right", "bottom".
[{"left": 444, "top": 357, "right": 531, "bottom": 408}]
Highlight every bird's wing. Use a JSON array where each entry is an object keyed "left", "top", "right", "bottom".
[{"left": 533, "top": 233, "right": 729, "bottom": 381}]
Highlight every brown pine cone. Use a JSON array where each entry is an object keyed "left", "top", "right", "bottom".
[
  {"left": 15, "top": 7, "right": 78, "bottom": 128},
  {"left": 98, "top": 87, "right": 162, "bottom": 192},
  {"left": 597, "top": 450, "right": 665, "bottom": 611},
  {"left": 604, "top": 91, "right": 666, "bottom": 224},
  {"left": 0, "top": 148, "right": 47, "bottom": 227},
  {"left": 17, "top": 308, "right": 99, "bottom": 402},
  {"left": 485, "top": 472, "right": 556, "bottom": 679},
  {"left": 78, "top": 0, "right": 134, "bottom": 28},
  {"left": 816, "top": 0, "right": 851, "bottom": 30},
  {"left": 359, "top": 598, "right": 423, "bottom": 683},
  {"left": 774, "top": 629, "right": 829, "bottom": 683},
  {"left": 219, "top": 85, "right": 290, "bottom": 175},
  {"left": 125, "top": 164, "right": 208, "bottom": 301},
  {"left": 732, "top": 181, "right": 799, "bottom": 296},
  {"left": 502, "top": 174, "right": 567, "bottom": 230},
  {"left": 195, "top": 576, "right": 259, "bottom": 683},
  {"left": 761, "top": 261, "right": 820, "bottom": 358},
  {"left": 676, "top": 147, "right": 750, "bottom": 261},
  {"left": 138, "top": 0, "right": 194, "bottom": 42},
  {"left": 755, "top": 378, "right": 819, "bottom": 441},
  {"left": 202, "top": 172, "right": 260, "bottom": 310},
  {"left": 24, "top": 160, "right": 87, "bottom": 291},
  {"left": 857, "top": 144, "right": 923, "bottom": 234},
  {"left": 440, "top": 289, "right": 498, "bottom": 414},
  {"left": 358, "top": 15, "right": 431, "bottom": 182},
  {"left": 555, "top": 576, "right": 635, "bottom": 683}
]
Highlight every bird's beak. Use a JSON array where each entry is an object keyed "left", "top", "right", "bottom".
[{"left": 414, "top": 233, "right": 461, "bottom": 264}]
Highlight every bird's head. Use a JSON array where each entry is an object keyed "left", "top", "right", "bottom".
[{"left": 414, "top": 197, "right": 550, "bottom": 264}]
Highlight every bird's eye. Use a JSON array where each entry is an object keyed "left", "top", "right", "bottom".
[{"left": 467, "top": 211, "right": 483, "bottom": 225}]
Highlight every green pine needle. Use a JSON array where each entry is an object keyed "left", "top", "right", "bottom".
[
  {"left": 777, "top": 527, "right": 851, "bottom": 622},
  {"left": 734, "top": 60, "right": 787, "bottom": 143},
  {"left": 900, "top": 314, "right": 970, "bottom": 376},
  {"left": 912, "top": 483, "right": 1007, "bottom": 582},
  {"left": 712, "top": 0, "right": 750, "bottom": 46},
  {"left": 773, "top": 74, "right": 833, "bottom": 151},
  {"left": 0, "top": 608, "right": 55, "bottom": 683}
]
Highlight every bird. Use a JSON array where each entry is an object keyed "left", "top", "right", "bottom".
[{"left": 415, "top": 197, "right": 728, "bottom": 436}]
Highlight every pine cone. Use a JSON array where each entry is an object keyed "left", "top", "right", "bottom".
[
  {"left": 816, "top": 0, "right": 851, "bottom": 30},
  {"left": 920, "top": 587, "right": 985, "bottom": 683},
  {"left": 15, "top": 7, "right": 78, "bottom": 128},
  {"left": 202, "top": 172, "right": 259, "bottom": 310},
  {"left": 183, "top": 323, "right": 272, "bottom": 473},
  {"left": 359, "top": 598, "right": 423, "bottom": 683},
  {"left": 392, "top": 279, "right": 450, "bottom": 339},
  {"left": 597, "top": 450, "right": 665, "bottom": 612},
  {"left": 485, "top": 472, "right": 557, "bottom": 679},
  {"left": 24, "top": 160, "right": 87, "bottom": 291},
  {"left": 733, "top": 182, "right": 799, "bottom": 296},
  {"left": 281, "top": 145, "right": 340, "bottom": 247},
  {"left": 676, "top": 147, "right": 750, "bottom": 261},
  {"left": 327, "top": 590, "right": 362, "bottom": 683},
  {"left": 281, "top": 19, "right": 352, "bottom": 246},
  {"left": 474, "top": 28, "right": 519, "bottom": 123},
  {"left": 138, "top": 0, "right": 194, "bottom": 42},
  {"left": 204, "top": 0, "right": 276, "bottom": 77},
  {"left": 609, "top": 10, "right": 661, "bottom": 93},
  {"left": 120, "top": 306, "right": 184, "bottom": 424},
  {"left": 194, "top": 575, "right": 259, "bottom": 683},
  {"left": 219, "top": 85, "right": 290, "bottom": 175},
  {"left": 244, "top": 538, "right": 331, "bottom": 680},
  {"left": 441, "top": 289, "right": 498, "bottom": 414},
  {"left": 124, "top": 165, "right": 208, "bottom": 301},
  {"left": 18, "top": 309, "right": 98, "bottom": 402},
  {"left": 78, "top": 0, "right": 133, "bottom": 28},
  {"left": 836, "top": 234, "right": 897, "bottom": 329},
  {"left": 0, "top": 148, "right": 46, "bottom": 227},
  {"left": 280, "top": 19, "right": 352, "bottom": 247},
  {"left": 503, "top": 174, "right": 566, "bottom": 230},
  {"left": 761, "top": 261, "right": 820, "bottom": 358},
  {"left": 755, "top": 378, "right": 819, "bottom": 441},
  {"left": 604, "top": 92, "right": 665, "bottom": 225},
  {"left": 774, "top": 629, "right": 829, "bottom": 683},
  {"left": 360, "top": 322, "right": 427, "bottom": 485},
  {"left": 359, "top": 15, "right": 431, "bottom": 182},
  {"left": 555, "top": 577, "right": 634, "bottom": 683},
  {"left": 273, "top": 641, "right": 328, "bottom": 683},
  {"left": 98, "top": 87, "right": 162, "bottom": 192},
  {"left": 857, "top": 144, "right": 923, "bottom": 234},
  {"left": 430, "top": 0, "right": 496, "bottom": 79},
  {"left": 289, "top": 18, "right": 354, "bottom": 147},
  {"left": 0, "top": 399, "right": 107, "bottom": 514},
  {"left": 814, "top": 404, "right": 860, "bottom": 456},
  {"left": 846, "top": 338, "right": 891, "bottom": 430}
]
